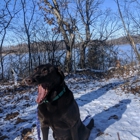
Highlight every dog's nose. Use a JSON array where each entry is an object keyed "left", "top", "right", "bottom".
[{"left": 25, "top": 78, "right": 33, "bottom": 84}]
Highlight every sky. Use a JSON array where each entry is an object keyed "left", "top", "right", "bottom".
[
  {"left": 0, "top": 0, "right": 126, "bottom": 47},
  {"left": 102, "top": 0, "right": 118, "bottom": 12}
]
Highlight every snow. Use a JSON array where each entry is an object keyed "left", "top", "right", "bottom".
[{"left": 1, "top": 75, "right": 140, "bottom": 140}]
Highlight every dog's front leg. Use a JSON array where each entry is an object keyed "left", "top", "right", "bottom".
[
  {"left": 71, "top": 128, "right": 79, "bottom": 140},
  {"left": 70, "top": 120, "right": 80, "bottom": 140},
  {"left": 41, "top": 127, "right": 49, "bottom": 140}
]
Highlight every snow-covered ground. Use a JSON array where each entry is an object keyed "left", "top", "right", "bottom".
[{"left": 0, "top": 74, "right": 140, "bottom": 140}]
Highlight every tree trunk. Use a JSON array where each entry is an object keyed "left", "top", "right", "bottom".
[
  {"left": 27, "top": 36, "right": 32, "bottom": 74},
  {"left": 65, "top": 44, "right": 72, "bottom": 72},
  {"left": 0, "top": 30, "right": 6, "bottom": 79},
  {"left": 80, "top": 44, "right": 86, "bottom": 69},
  {"left": 0, "top": 57, "right": 4, "bottom": 79},
  {"left": 79, "top": 0, "right": 91, "bottom": 69}
]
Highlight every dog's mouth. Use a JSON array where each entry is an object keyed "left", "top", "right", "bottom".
[{"left": 36, "top": 85, "right": 49, "bottom": 104}]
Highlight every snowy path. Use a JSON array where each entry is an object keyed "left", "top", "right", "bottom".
[
  {"left": 69, "top": 78, "right": 140, "bottom": 140},
  {"left": 0, "top": 77, "right": 140, "bottom": 140}
]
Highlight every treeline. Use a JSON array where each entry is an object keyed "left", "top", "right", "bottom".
[
  {"left": 3, "top": 35, "right": 140, "bottom": 54},
  {"left": 108, "top": 35, "right": 140, "bottom": 45},
  {"left": 2, "top": 41, "right": 66, "bottom": 54}
]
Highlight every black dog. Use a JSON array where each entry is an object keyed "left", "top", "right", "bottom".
[{"left": 25, "top": 64, "right": 94, "bottom": 140}]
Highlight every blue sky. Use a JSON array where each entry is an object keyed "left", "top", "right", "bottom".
[
  {"left": 0, "top": 0, "right": 123, "bottom": 47},
  {"left": 102, "top": 0, "right": 118, "bottom": 12}
]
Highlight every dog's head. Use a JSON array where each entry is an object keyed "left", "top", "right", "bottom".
[{"left": 25, "top": 63, "right": 65, "bottom": 103}]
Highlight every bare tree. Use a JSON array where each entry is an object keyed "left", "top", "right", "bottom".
[
  {"left": 39, "top": 0, "right": 76, "bottom": 72},
  {"left": 75, "top": 0, "right": 121, "bottom": 69},
  {"left": 0, "top": 0, "right": 19, "bottom": 79},
  {"left": 75, "top": 0, "right": 103, "bottom": 68},
  {"left": 91, "top": 10, "right": 121, "bottom": 70},
  {"left": 20, "top": 0, "right": 36, "bottom": 74}
]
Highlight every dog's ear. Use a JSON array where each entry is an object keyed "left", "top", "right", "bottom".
[{"left": 55, "top": 66, "right": 65, "bottom": 80}]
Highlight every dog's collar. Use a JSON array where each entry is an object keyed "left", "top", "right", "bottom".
[{"left": 43, "top": 87, "right": 66, "bottom": 104}]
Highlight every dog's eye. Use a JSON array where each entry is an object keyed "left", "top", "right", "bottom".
[
  {"left": 42, "top": 68, "right": 48, "bottom": 74},
  {"left": 34, "top": 68, "right": 38, "bottom": 73}
]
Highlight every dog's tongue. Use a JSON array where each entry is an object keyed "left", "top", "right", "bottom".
[{"left": 36, "top": 85, "right": 48, "bottom": 103}]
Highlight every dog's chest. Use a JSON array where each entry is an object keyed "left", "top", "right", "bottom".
[
  {"left": 38, "top": 104, "right": 65, "bottom": 122},
  {"left": 38, "top": 100, "right": 80, "bottom": 130},
  {"left": 39, "top": 107, "right": 71, "bottom": 130}
]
